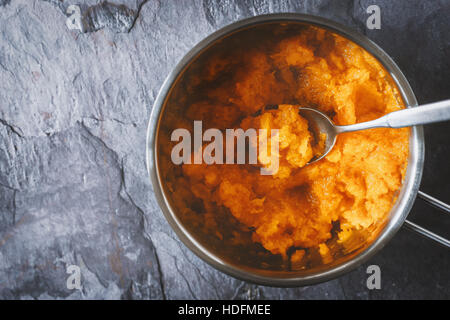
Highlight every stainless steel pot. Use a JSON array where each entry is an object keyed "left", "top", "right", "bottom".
[{"left": 146, "top": 13, "right": 449, "bottom": 286}]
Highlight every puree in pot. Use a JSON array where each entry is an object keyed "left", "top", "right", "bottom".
[{"left": 158, "top": 25, "right": 409, "bottom": 266}]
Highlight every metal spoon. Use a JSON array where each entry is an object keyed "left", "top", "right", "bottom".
[{"left": 299, "top": 99, "right": 450, "bottom": 164}]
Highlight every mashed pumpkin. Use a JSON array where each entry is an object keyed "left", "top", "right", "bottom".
[{"left": 158, "top": 25, "right": 409, "bottom": 265}]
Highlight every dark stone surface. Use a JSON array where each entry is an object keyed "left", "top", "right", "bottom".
[{"left": 0, "top": 0, "right": 448, "bottom": 299}]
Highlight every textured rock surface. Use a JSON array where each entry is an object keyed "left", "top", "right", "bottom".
[{"left": 0, "top": 0, "right": 449, "bottom": 299}]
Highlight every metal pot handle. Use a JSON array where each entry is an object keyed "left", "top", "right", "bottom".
[{"left": 404, "top": 191, "right": 450, "bottom": 248}]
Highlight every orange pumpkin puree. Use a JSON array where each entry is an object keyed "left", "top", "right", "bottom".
[{"left": 159, "top": 26, "right": 409, "bottom": 263}]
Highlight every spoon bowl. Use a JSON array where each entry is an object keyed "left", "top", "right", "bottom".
[{"left": 298, "top": 108, "right": 337, "bottom": 164}]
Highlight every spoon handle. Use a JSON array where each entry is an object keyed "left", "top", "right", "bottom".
[
  {"left": 335, "top": 99, "right": 450, "bottom": 133},
  {"left": 387, "top": 99, "right": 450, "bottom": 127}
]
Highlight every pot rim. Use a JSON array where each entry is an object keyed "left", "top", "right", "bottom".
[{"left": 146, "top": 13, "right": 425, "bottom": 287}]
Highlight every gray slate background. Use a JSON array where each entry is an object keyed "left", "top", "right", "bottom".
[{"left": 0, "top": 0, "right": 449, "bottom": 299}]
